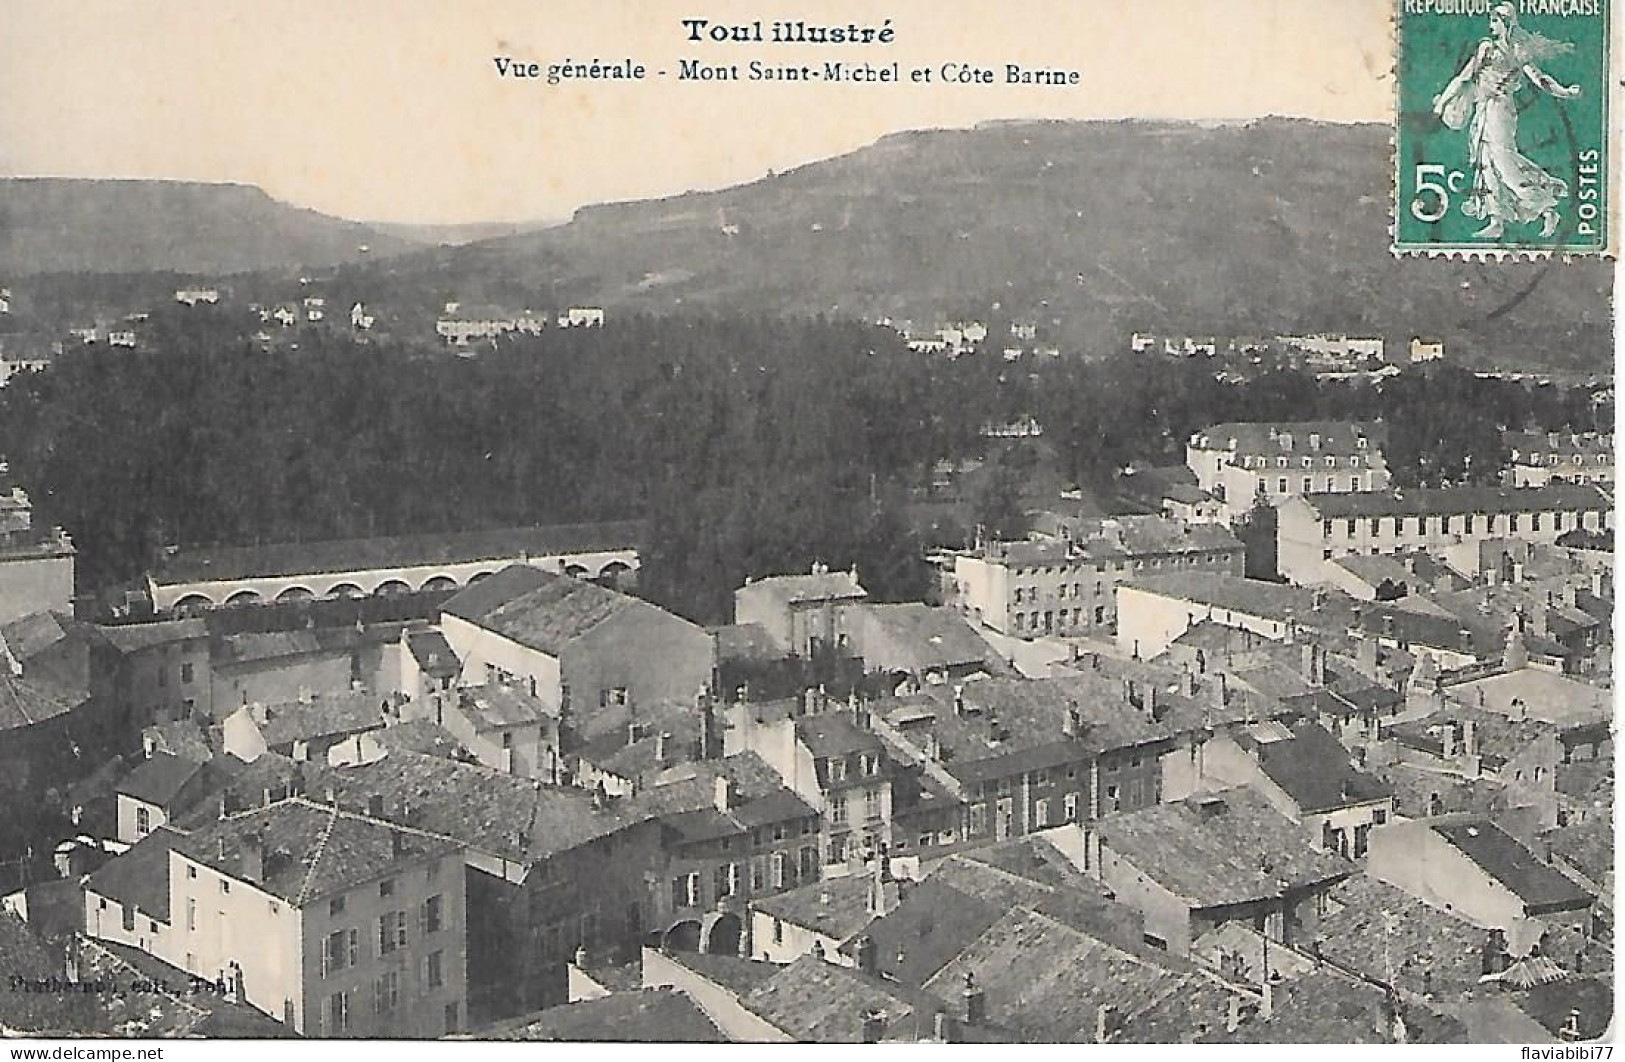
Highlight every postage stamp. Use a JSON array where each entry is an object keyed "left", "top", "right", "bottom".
[{"left": 1395, "top": 0, "right": 1613, "bottom": 255}]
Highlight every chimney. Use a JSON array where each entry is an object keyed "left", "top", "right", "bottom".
[
  {"left": 933, "top": 1011, "right": 953, "bottom": 1043},
  {"left": 860, "top": 1008, "right": 886, "bottom": 1044},
  {"left": 1441, "top": 724, "right": 1457, "bottom": 760},
  {"left": 368, "top": 793, "right": 385, "bottom": 817},
  {"left": 391, "top": 830, "right": 405, "bottom": 860},
  {"left": 1261, "top": 980, "right": 1274, "bottom": 1021},
  {"left": 962, "top": 973, "right": 986, "bottom": 1027},
  {"left": 1462, "top": 718, "right": 1477, "bottom": 758},
  {"left": 1094, "top": 1004, "right": 1116, "bottom": 1044},
  {"left": 713, "top": 776, "right": 731, "bottom": 813},
  {"left": 952, "top": 685, "right": 966, "bottom": 716},
  {"left": 853, "top": 935, "right": 878, "bottom": 973},
  {"left": 1503, "top": 626, "right": 1529, "bottom": 670},
  {"left": 1357, "top": 633, "right": 1378, "bottom": 673},
  {"left": 1562, "top": 583, "right": 1578, "bottom": 609},
  {"left": 217, "top": 835, "right": 227, "bottom": 860},
  {"left": 656, "top": 731, "right": 670, "bottom": 765},
  {"left": 1181, "top": 668, "right": 1198, "bottom": 698},
  {"left": 1226, "top": 994, "right": 1240, "bottom": 1034},
  {"left": 323, "top": 786, "right": 337, "bottom": 806}
]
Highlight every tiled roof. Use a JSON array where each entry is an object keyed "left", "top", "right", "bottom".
[
  {"left": 744, "top": 954, "right": 941, "bottom": 1043},
  {"left": 1313, "top": 875, "right": 1487, "bottom": 998},
  {"left": 1190, "top": 421, "right": 1386, "bottom": 456},
  {"left": 487, "top": 989, "right": 725, "bottom": 1042},
  {"left": 1432, "top": 820, "right": 1594, "bottom": 912},
  {"left": 1097, "top": 788, "right": 1353, "bottom": 908},
  {"left": 923, "top": 906, "right": 1189, "bottom": 1042},
  {"left": 1445, "top": 668, "right": 1610, "bottom": 727},
  {"left": 154, "top": 520, "right": 643, "bottom": 584},
  {"left": 655, "top": 951, "right": 783, "bottom": 996},
  {"left": 711, "top": 622, "right": 782, "bottom": 662},
  {"left": 1299, "top": 483, "right": 1609, "bottom": 519},
  {"left": 0, "top": 671, "right": 80, "bottom": 731},
  {"left": 98, "top": 619, "right": 208, "bottom": 654},
  {"left": 852, "top": 875, "right": 1005, "bottom": 986},
  {"left": 0, "top": 909, "right": 98, "bottom": 1033},
  {"left": 174, "top": 798, "right": 461, "bottom": 906},
  {"left": 213, "top": 630, "right": 327, "bottom": 666},
  {"left": 1330, "top": 553, "right": 1414, "bottom": 590},
  {"left": 253, "top": 691, "right": 386, "bottom": 747},
  {"left": 116, "top": 752, "right": 203, "bottom": 806},
  {"left": 851, "top": 603, "right": 994, "bottom": 671},
  {"left": 404, "top": 629, "right": 458, "bottom": 675},
  {"left": 1245, "top": 721, "right": 1391, "bottom": 814},
  {"left": 925, "top": 853, "right": 1147, "bottom": 956},
  {"left": 1515, "top": 977, "right": 1614, "bottom": 1041},
  {"left": 752, "top": 871, "right": 874, "bottom": 941},
  {"left": 1200, "top": 967, "right": 1395, "bottom": 1044},
  {"left": 456, "top": 683, "right": 553, "bottom": 730},
  {"left": 142, "top": 719, "right": 215, "bottom": 763},
  {"left": 370, "top": 719, "right": 469, "bottom": 760},
  {"left": 1, "top": 610, "right": 105, "bottom": 662},
  {"left": 796, "top": 711, "right": 884, "bottom": 758},
  {"left": 446, "top": 565, "right": 679, "bottom": 656},
  {"left": 1125, "top": 573, "right": 1330, "bottom": 622},
  {"left": 85, "top": 827, "right": 183, "bottom": 922},
  {"left": 740, "top": 570, "right": 867, "bottom": 605}
]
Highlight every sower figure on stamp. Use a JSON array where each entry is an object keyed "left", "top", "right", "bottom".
[{"left": 1432, "top": 2, "right": 1581, "bottom": 239}]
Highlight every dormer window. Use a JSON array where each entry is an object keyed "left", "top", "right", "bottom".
[
  {"left": 827, "top": 758, "right": 847, "bottom": 782},
  {"left": 1357, "top": 437, "right": 1368, "bottom": 449}
]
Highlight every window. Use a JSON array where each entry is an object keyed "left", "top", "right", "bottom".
[
  {"left": 187, "top": 866, "right": 197, "bottom": 880},
  {"left": 502, "top": 731, "right": 514, "bottom": 749},
  {"left": 1277, "top": 478, "right": 1288, "bottom": 493},
  {"left": 1301, "top": 477, "right": 1312, "bottom": 493},
  {"left": 969, "top": 804, "right": 987, "bottom": 834},
  {"left": 800, "top": 845, "right": 818, "bottom": 879},
  {"left": 187, "top": 898, "right": 197, "bottom": 932},
  {"left": 600, "top": 687, "right": 629, "bottom": 709},
  {"left": 671, "top": 872, "right": 699, "bottom": 909},
  {"left": 330, "top": 896, "right": 346, "bottom": 917},
  {"left": 327, "top": 991, "right": 350, "bottom": 1035},
  {"left": 714, "top": 862, "right": 737, "bottom": 899},
  {"left": 157, "top": 667, "right": 167, "bottom": 688},
  {"left": 1064, "top": 793, "right": 1079, "bottom": 822},
  {"left": 1034, "top": 798, "right": 1050, "bottom": 828},
  {"left": 380, "top": 878, "right": 396, "bottom": 899},
  {"left": 444, "top": 1002, "right": 460, "bottom": 1035},
  {"left": 373, "top": 971, "right": 400, "bottom": 1014},
  {"left": 427, "top": 950, "right": 444, "bottom": 989},
  {"left": 378, "top": 910, "right": 407, "bottom": 954},
  {"left": 423, "top": 894, "right": 444, "bottom": 934},
  {"left": 323, "top": 928, "right": 359, "bottom": 975},
  {"left": 122, "top": 905, "right": 135, "bottom": 932},
  {"left": 773, "top": 918, "right": 784, "bottom": 944},
  {"left": 135, "top": 806, "right": 151, "bottom": 836},
  {"left": 181, "top": 662, "right": 194, "bottom": 684},
  {"left": 1014, "top": 588, "right": 1024, "bottom": 604},
  {"left": 1373, "top": 808, "right": 1388, "bottom": 825},
  {"left": 220, "top": 880, "right": 230, "bottom": 895},
  {"left": 772, "top": 852, "right": 786, "bottom": 889},
  {"left": 864, "top": 788, "right": 882, "bottom": 820},
  {"left": 827, "top": 758, "right": 847, "bottom": 783},
  {"left": 830, "top": 799, "right": 848, "bottom": 827}
]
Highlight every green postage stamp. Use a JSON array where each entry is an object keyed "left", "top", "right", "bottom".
[{"left": 1395, "top": 0, "right": 1613, "bottom": 254}]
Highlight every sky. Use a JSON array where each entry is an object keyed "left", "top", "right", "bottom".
[{"left": 0, "top": 0, "right": 1394, "bottom": 225}]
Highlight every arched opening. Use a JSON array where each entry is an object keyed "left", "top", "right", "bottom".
[
  {"left": 421, "top": 575, "right": 458, "bottom": 593},
  {"left": 325, "top": 583, "right": 364, "bottom": 600},
  {"left": 276, "top": 586, "right": 315, "bottom": 604},
  {"left": 662, "top": 920, "right": 702, "bottom": 953},
  {"left": 223, "top": 590, "right": 263, "bottom": 608},
  {"left": 172, "top": 594, "right": 215, "bottom": 616},
  {"left": 598, "top": 560, "right": 634, "bottom": 591},
  {"left": 375, "top": 579, "right": 412, "bottom": 597},
  {"left": 704, "top": 913, "right": 743, "bottom": 957},
  {"left": 563, "top": 564, "right": 589, "bottom": 579},
  {"left": 468, "top": 571, "right": 494, "bottom": 584}
]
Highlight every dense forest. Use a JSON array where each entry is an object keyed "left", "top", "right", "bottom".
[{"left": 0, "top": 307, "right": 1607, "bottom": 624}]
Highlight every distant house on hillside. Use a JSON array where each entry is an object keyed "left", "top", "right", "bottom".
[{"left": 174, "top": 288, "right": 219, "bottom": 306}]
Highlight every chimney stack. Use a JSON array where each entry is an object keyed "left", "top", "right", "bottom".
[
  {"left": 1226, "top": 994, "right": 1240, "bottom": 1033},
  {"left": 853, "top": 935, "right": 878, "bottom": 974},
  {"left": 656, "top": 731, "right": 670, "bottom": 765},
  {"left": 1261, "top": 980, "right": 1274, "bottom": 1021},
  {"left": 962, "top": 973, "right": 986, "bottom": 1027},
  {"left": 1094, "top": 1004, "right": 1116, "bottom": 1044},
  {"left": 713, "top": 776, "right": 731, "bottom": 813}
]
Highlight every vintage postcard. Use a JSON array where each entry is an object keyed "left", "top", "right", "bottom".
[{"left": 0, "top": 0, "right": 1615, "bottom": 1048}]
